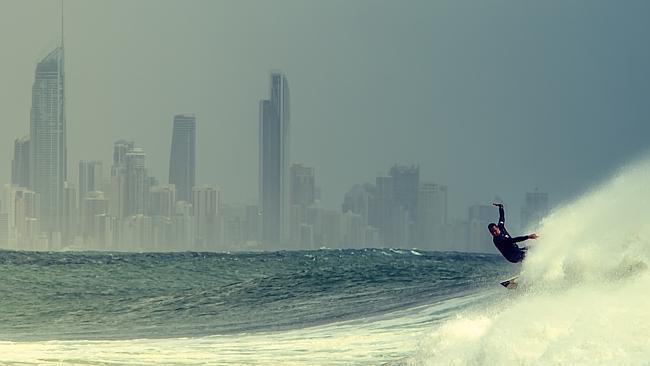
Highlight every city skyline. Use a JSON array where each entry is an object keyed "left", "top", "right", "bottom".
[
  {"left": 2, "top": 31, "right": 544, "bottom": 252},
  {"left": 1, "top": 0, "right": 649, "bottom": 235}
]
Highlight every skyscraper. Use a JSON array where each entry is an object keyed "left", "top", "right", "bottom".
[
  {"left": 192, "top": 185, "right": 220, "bottom": 248},
  {"left": 12, "top": 136, "right": 30, "bottom": 188},
  {"left": 149, "top": 184, "right": 176, "bottom": 218},
  {"left": 375, "top": 176, "right": 394, "bottom": 246},
  {"left": 417, "top": 182, "right": 448, "bottom": 250},
  {"left": 109, "top": 140, "right": 134, "bottom": 218},
  {"left": 169, "top": 114, "right": 196, "bottom": 202},
  {"left": 29, "top": 46, "right": 66, "bottom": 234},
  {"left": 342, "top": 183, "right": 376, "bottom": 226},
  {"left": 389, "top": 165, "right": 420, "bottom": 222},
  {"left": 125, "top": 148, "right": 148, "bottom": 216},
  {"left": 111, "top": 140, "right": 134, "bottom": 177},
  {"left": 259, "top": 72, "right": 290, "bottom": 247},
  {"left": 79, "top": 161, "right": 103, "bottom": 203},
  {"left": 81, "top": 191, "right": 108, "bottom": 242},
  {"left": 290, "top": 164, "right": 315, "bottom": 208}
]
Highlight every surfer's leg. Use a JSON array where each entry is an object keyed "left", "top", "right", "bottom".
[{"left": 518, "top": 247, "right": 528, "bottom": 262}]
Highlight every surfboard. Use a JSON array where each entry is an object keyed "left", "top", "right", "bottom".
[{"left": 500, "top": 276, "right": 519, "bottom": 289}]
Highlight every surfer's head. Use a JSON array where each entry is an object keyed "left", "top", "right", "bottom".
[{"left": 488, "top": 223, "right": 500, "bottom": 237}]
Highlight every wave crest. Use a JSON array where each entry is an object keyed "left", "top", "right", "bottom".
[{"left": 413, "top": 157, "right": 650, "bottom": 365}]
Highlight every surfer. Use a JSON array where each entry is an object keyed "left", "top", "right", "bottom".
[{"left": 488, "top": 203, "right": 538, "bottom": 263}]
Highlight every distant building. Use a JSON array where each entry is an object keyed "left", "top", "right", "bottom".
[
  {"left": 322, "top": 210, "right": 342, "bottom": 248},
  {"left": 521, "top": 191, "right": 549, "bottom": 230},
  {"left": 0, "top": 213, "right": 9, "bottom": 249},
  {"left": 79, "top": 161, "right": 103, "bottom": 204},
  {"left": 62, "top": 182, "right": 77, "bottom": 245},
  {"left": 29, "top": 46, "right": 66, "bottom": 234},
  {"left": 259, "top": 72, "right": 290, "bottom": 247},
  {"left": 125, "top": 148, "right": 148, "bottom": 216},
  {"left": 81, "top": 191, "right": 108, "bottom": 244},
  {"left": 93, "top": 214, "right": 116, "bottom": 251},
  {"left": 342, "top": 183, "right": 376, "bottom": 226},
  {"left": 244, "top": 205, "right": 261, "bottom": 243},
  {"left": 290, "top": 164, "right": 315, "bottom": 207},
  {"left": 168, "top": 114, "right": 196, "bottom": 202},
  {"left": 288, "top": 164, "right": 315, "bottom": 249},
  {"left": 109, "top": 140, "right": 135, "bottom": 219},
  {"left": 375, "top": 176, "right": 396, "bottom": 246},
  {"left": 192, "top": 185, "right": 220, "bottom": 248},
  {"left": 289, "top": 204, "right": 305, "bottom": 248},
  {"left": 121, "top": 214, "right": 153, "bottom": 251},
  {"left": 389, "top": 165, "right": 420, "bottom": 222},
  {"left": 219, "top": 205, "right": 247, "bottom": 250},
  {"left": 149, "top": 184, "right": 176, "bottom": 218},
  {"left": 417, "top": 183, "right": 448, "bottom": 250},
  {"left": 448, "top": 218, "right": 469, "bottom": 252},
  {"left": 11, "top": 136, "right": 30, "bottom": 188},
  {"left": 468, "top": 204, "right": 498, "bottom": 253},
  {"left": 4, "top": 185, "right": 41, "bottom": 249},
  {"left": 111, "top": 140, "right": 134, "bottom": 177},
  {"left": 341, "top": 211, "right": 364, "bottom": 248},
  {"left": 172, "top": 200, "right": 195, "bottom": 251},
  {"left": 300, "top": 223, "right": 314, "bottom": 249}
]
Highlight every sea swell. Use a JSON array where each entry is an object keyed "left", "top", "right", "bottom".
[{"left": 0, "top": 248, "right": 509, "bottom": 343}]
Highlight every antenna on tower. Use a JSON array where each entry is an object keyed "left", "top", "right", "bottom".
[{"left": 60, "top": 0, "right": 64, "bottom": 48}]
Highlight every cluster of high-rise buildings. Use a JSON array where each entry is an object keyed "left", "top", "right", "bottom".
[
  {"left": 0, "top": 42, "right": 312, "bottom": 252},
  {"left": 338, "top": 171, "right": 550, "bottom": 253},
  {"left": 3, "top": 97, "right": 221, "bottom": 251},
  {"left": 0, "top": 36, "right": 551, "bottom": 253},
  {"left": 340, "top": 166, "right": 453, "bottom": 251}
]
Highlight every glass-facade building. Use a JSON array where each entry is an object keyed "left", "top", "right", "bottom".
[
  {"left": 29, "top": 47, "right": 66, "bottom": 233},
  {"left": 169, "top": 114, "right": 196, "bottom": 203},
  {"left": 259, "top": 73, "right": 290, "bottom": 246}
]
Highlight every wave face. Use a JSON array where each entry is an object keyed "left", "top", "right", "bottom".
[
  {"left": 411, "top": 158, "right": 650, "bottom": 365},
  {"left": 0, "top": 249, "right": 508, "bottom": 343}
]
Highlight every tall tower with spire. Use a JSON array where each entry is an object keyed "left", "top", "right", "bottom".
[
  {"left": 259, "top": 72, "right": 290, "bottom": 247},
  {"left": 29, "top": 1, "right": 66, "bottom": 236}
]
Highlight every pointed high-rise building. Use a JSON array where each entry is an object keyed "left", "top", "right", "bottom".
[
  {"left": 259, "top": 72, "right": 290, "bottom": 247},
  {"left": 29, "top": 44, "right": 66, "bottom": 234},
  {"left": 168, "top": 114, "right": 196, "bottom": 202}
]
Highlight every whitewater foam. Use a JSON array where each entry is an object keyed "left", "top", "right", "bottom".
[
  {"left": 0, "top": 292, "right": 489, "bottom": 365},
  {"left": 412, "top": 157, "right": 650, "bottom": 365}
]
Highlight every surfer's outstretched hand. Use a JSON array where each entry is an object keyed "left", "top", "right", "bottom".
[
  {"left": 492, "top": 202, "right": 504, "bottom": 208},
  {"left": 528, "top": 233, "right": 539, "bottom": 239}
]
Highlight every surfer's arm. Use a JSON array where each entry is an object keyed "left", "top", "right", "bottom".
[
  {"left": 513, "top": 234, "right": 538, "bottom": 243},
  {"left": 493, "top": 203, "right": 505, "bottom": 224}
]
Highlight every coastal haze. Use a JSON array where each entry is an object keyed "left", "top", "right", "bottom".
[
  {"left": 3, "top": 2, "right": 650, "bottom": 365},
  {"left": 1, "top": 0, "right": 649, "bottom": 252}
]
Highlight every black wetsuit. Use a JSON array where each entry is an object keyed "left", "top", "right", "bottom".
[{"left": 493, "top": 206, "right": 529, "bottom": 263}]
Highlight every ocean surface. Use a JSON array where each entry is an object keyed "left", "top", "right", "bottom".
[
  {"left": 2, "top": 158, "right": 650, "bottom": 365},
  {"left": 0, "top": 248, "right": 512, "bottom": 365}
]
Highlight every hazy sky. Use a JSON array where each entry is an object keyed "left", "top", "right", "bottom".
[{"left": 1, "top": 0, "right": 649, "bottom": 226}]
